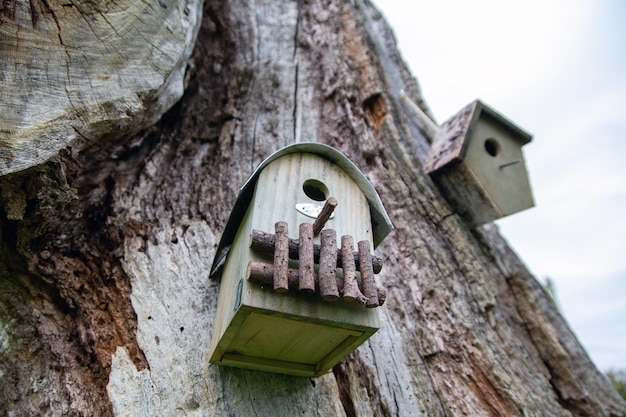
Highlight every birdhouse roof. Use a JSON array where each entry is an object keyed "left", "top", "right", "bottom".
[
  {"left": 425, "top": 100, "right": 532, "bottom": 174},
  {"left": 210, "top": 142, "right": 393, "bottom": 278}
]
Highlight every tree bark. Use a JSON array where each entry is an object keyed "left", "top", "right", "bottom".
[{"left": 1, "top": 0, "right": 625, "bottom": 416}]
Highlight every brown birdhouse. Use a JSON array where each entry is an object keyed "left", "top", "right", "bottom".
[
  {"left": 425, "top": 100, "right": 535, "bottom": 227},
  {"left": 208, "top": 143, "right": 393, "bottom": 377}
]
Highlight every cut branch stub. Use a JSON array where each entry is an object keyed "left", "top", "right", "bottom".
[
  {"left": 312, "top": 197, "right": 338, "bottom": 236},
  {"left": 319, "top": 229, "right": 339, "bottom": 301},
  {"left": 249, "top": 229, "right": 383, "bottom": 273},
  {"left": 358, "top": 240, "right": 379, "bottom": 308},
  {"left": 298, "top": 223, "right": 315, "bottom": 293},
  {"left": 273, "top": 221, "right": 289, "bottom": 293}
]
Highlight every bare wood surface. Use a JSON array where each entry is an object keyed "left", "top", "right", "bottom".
[
  {"left": 319, "top": 229, "right": 339, "bottom": 301},
  {"left": 298, "top": 223, "right": 315, "bottom": 293},
  {"left": 250, "top": 229, "right": 383, "bottom": 273},
  {"left": 358, "top": 240, "right": 379, "bottom": 308},
  {"left": 312, "top": 197, "right": 338, "bottom": 235},
  {"left": 273, "top": 222, "right": 289, "bottom": 293}
]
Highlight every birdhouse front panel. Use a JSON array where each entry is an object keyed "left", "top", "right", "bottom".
[
  {"left": 252, "top": 152, "right": 372, "bottom": 247},
  {"left": 209, "top": 144, "right": 392, "bottom": 377},
  {"left": 463, "top": 116, "right": 534, "bottom": 217}
]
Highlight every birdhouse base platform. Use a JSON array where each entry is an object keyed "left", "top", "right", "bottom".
[{"left": 209, "top": 304, "right": 377, "bottom": 377}]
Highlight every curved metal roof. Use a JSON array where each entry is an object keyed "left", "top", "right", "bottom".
[{"left": 209, "top": 142, "right": 393, "bottom": 278}]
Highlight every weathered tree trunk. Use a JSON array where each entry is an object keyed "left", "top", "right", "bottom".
[{"left": 1, "top": 0, "right": 625, "bottom": 416}]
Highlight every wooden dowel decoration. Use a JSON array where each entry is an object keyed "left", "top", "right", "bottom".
[
  {"left": 246, "top": 261, "right": 386, "bottom": 306},
  {"left": 319, "top": 229, "right": 339, "bottom": 301},
  {"left": 273, "top": 221, "right": 289, "bottom": 293},
  {"left": 246, "top": 224, "right": 387, "bottom": 307},
  {"left": 298, "top": 223, "right": 315, "bottom": 293},
  {"left": 249, "top": 230, "right": 383, "bottom": 273},
  {"left": 248, "top": 261, "right": 299, "bottom": 289},
  {"left": 358, "top": 240, "right": 379, "bottom": 308},
  {"left": 341, "top": 235, "right": 366, "bottom": 304},
  {"left": 312, "top": 197, "right": 338, "bottom": 236}
]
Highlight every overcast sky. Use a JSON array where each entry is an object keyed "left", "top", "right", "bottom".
[{"left": 375, "top": 0, "right": 626, "bottom": 371}]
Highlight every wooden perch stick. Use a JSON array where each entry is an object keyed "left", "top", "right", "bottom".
[
  {"left": 319, "top": 229, "right": 339, "bottom": 301},
  {"left": 246, "top": 261, "right": 386, "bottom": 306},
  {"left": 341, "top": 235, "right": 366, "bottom": 304},
  {"left": 358, "top": 240, "right": 379, "bottom": 308},
  {"left": 312, "top": 197, "right": 338, "bottom": 235},
  {"left": 249, "top": 230, "right": 383, "bottom": 274},
  {"left": 273, "top": 221, "right": 289, "bottom": 293},
  {"left": 298, "top": 223, "right": 315, "bottom": 293}
]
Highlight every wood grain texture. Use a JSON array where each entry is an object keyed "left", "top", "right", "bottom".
[
  {"left": 1, "top": 0, "right": 624, "bottom": 416},
  {"left": 0, "top": 0, "right": 202, "bottom": 175}
]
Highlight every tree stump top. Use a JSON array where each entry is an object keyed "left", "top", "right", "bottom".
[{"left": 0, "top": 0, "right": 202, "bottom": 175}]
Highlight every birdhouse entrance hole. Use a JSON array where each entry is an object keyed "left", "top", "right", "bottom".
[
  {"left": 302, "top": 179, "right": 328, "bottom": 201},
  {"left": 484, "top": 138, "right": 500, "bottom": 157}
]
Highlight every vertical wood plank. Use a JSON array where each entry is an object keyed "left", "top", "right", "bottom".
[
  {"left": 319, "top": 229, "right": 339, "bottom": 301},
  {"left": 341, "top": 235, "right": 365, "bottom": 304},
  {"left": 273, "top": 221, "right": 289, "bottom": 293},
  {"left": 298, "top": 223, "right": 315, "bottom": 293},
  {"left": 358, "top": 240, "right": 379, "bottom": 308}
]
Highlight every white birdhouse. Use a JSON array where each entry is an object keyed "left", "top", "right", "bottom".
[
  {"left": 208, "top": 143, "right": 393, "bottom": 377},
  {"left": 425, "top": 100, "right": 535, "bottom": 227}
]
